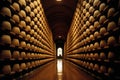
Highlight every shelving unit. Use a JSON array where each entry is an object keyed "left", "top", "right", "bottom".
[
  {"left": 65, "top": 0, "right": 120, "bottom": 80},
  {"left": 0, "top": 0, "right": 55, "bottom": 79}
]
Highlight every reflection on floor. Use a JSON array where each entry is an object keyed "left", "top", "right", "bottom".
[{"left": 23, "top": 59, "right": 95, "bottom": 80}]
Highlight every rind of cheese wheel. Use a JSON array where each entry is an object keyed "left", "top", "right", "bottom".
[
  {"left": 13, "top": 51, "right": 20, "bottom": 59},
  {"left": 107, "top": 21, "right": 116, "bottom": 31},
  {"left": 0, "top": 7, "right": 11, "bottom": 17},
  {"left": 12, "top": 64, "right": 20, "bottom": 72},
  {"left": 19, "top": 10, "right": 26, "bottom": 18},
  {"left": 2, "top": 21, "right": 11, "bottom": 31},
  {"left": 12, "top": 14, "right": 20, "bottom": 23},
  {"left": 12, "top": 38, "right": 19, "bottom": 47},
  {"left": 25, "top": 6, "right": 31, "bottom": 13},
  {"left": 107, "top": 36, "right": 116, "bottom": 46},
  {"left": 1, "top": 50, "right": 11, "bottom": 59},
  {"left": 12, "top": 2, "right": 20, "bottom": 11},
  {"left": 99, "top": 3, "right": 106, "bottom": 12},
  {"left": 2, "top": 65, "right": 11, "bottom": 74},
  {"left": 1, "top": 35, "right": 11, "bottom": 45},
  {"left": 18, "top": 0, "right": 26, "bottom": 6},
  {"left": 107, "top": 8, "right": 115, "bottom": 17}
]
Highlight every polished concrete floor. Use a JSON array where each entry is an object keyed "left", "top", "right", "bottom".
[{"left": 23, "top": 59, "right": 95, "bottom": 80}]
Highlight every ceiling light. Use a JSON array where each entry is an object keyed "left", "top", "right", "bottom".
[
  {"left": 56, "top": 0, "right": 62, "bottom": 2},
  {"left": 58, "top": 36, "right": 62, "bottom": 38}
]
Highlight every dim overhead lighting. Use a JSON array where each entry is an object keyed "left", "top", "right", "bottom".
[
  {"left": 58, "top": 36, "right": 62, "bottom": 38},
  {"left": 56, "top": 0, "right": 62, "bottom": 2}
]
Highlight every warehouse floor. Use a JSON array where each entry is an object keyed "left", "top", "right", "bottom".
[{"left": 22, "top": 59, "right": 95, "bottom": 80}]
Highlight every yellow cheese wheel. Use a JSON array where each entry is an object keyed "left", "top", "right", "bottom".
[
  {"left": 19, "top": 10, "right": 26, "bottom": 18},
  {"left": 18, "top": 0, "right": 26, "bottom": 6},
  {"left": 108, "top": 51, "right": 115, "bottom": 60},
  {"left": 94, "top": 53, "right": 99, "bottom": 59},
  {"left": 100, "top": 27, "right": 106, "bottom": 35},
  {"left": 12, "top": 51, "right": 20, "bottom": 59},
  {"left": 34, "top": 9, "right": 38, "bottom": 14},
  {"left": 21, "top": 52, "right": 26, "bottom": 58},
  {"left": 0, "top": 7, "right": 11, "bottom": 17},
  {"left": 19, "top": 21, "right": 26, "bottom": 28},
  {"left": 12, "top": 2, "right": 20, "bottom": 11},
  {"left": 1, "top": 50, "right": 11, "bottom": 59},
  {"left": 2, "top": 65, "right": 11, "bottom": 74},
  {"left": 20, "top": 31, "right": 26, "bottom": 38},
  {"left": 20, "top": 63, "right": 26, "bottom": 70},
  {"left": 99, "top": 15, "right": 106, "bottom": 24},
  {"left": 30, "top": 3, "right": 35, "bottom": 9},
  {"left": 12, "top": 64, "right": 20, "bottom": 72},
  {"left": 12, "top": 15, "right": 20, "bottom": 23},
  {"left": 100, "top": 52, "right": 106, "bottom": 59},
  {"left": 85, "top": 3, "right": 90, "bottom": 10},
  {"left": 107, "top": 21, "right": 116, "bottom": 31},
  {"left": 20, "top": 41, "right": 26, "bottom": 48},
  {"left": 25, "top": 6, "right": 31, "bottom": 13},
  {"left": 1, "top": 35, "right": 11, "bottom": 45},
  {"left": 11, "top": 27, "right": 20, "bottom": 35},
  {"left": 89, "top": 6, "right": 94, "bottom": 14},
  {"left": 94, "top": 10, "right": 100, "bottom": 18},
  {"left": 100, "top": 40, "right": 106, "bottom": 48},
  {"left": 107, "top": 36, "right": 116, "bottom": 46},
  {"left": 100, "top": 65, "right": 106, "bottom": 73},
  {"left": 94, "top": 64, "right": 99, "bottom": 71},
  {"left": 93, "top": 0, "right": 100, "bottom": 7},
  {"left": 2, "top": 21, "right": 11, "bottom": 31},
  {"left": 25, "top": 16, "right": 31, "bottom": 23},
  {"left": 107, "top": 8, "right": 115, "bottom": 17},
  {"left": 99, "top": 3, "right": 106, "bottom": 12},
  {"left": 12, "top": 39, "right": 19, "bottom": 47}
]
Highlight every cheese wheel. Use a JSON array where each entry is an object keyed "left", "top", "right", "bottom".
[
  {"left": 100, "top": 52, "right": 106, "bottom": 59},
  {"left": 11, "top": 27, "right": 20, "bottom": 35},
  {"left": 25, "top": 6, "right": 31, "bottom": 13},
  {"left": 107, "top": 21, "right": 116, "bottom": 31},
  {"left": 19, "top": 10, "right": 26, "bottom": 18},
  {"left": 93, "top": 0, "right": 100, "bottom": 7},
  {"left": 107, "top": 8, "right": 115, "bottom": 17},
  {"left": 12, "top": 15, "right": 20, "bottom": 23},
  {"left": 107, "top": 36, "right": 116, "bottom": 46},
  {"left": 1, "top": 50, "right": 11, "bottom": 59},
  {"left": 94, "top": 21, "right": 100, "bottom": 29},
  {"left": 108, "top": 67, "right": 114, "bottom": 75},
  {"left": 99, "top": 15, "right": 106, "bottom": 24},
  {"left": 100, "top": 40, "right": 106, "bottom": 48},
  {"left": 18, "top": 0, "right": 26, "bottom": 6},
  {"left": 0, "top": 7, "right": 11, "bottom": 17},
  {"left": 20, "top": 41, "right": 26, "bottom": 48},
  {"left": 21, "top": 52, "right": 26, "bottom": 58},
  {"left": 89, "top": 6, "right": 94, "bottom": 14},
  {"left": 13, "top": 51, "right": 20, "bottom": 59},
  {"left": 85, "top": 3, "right": 90, "bottom": 10},
  {"left": 94, "top": 10, "right": 100, "bottom": 18},
  {"left": 20, "top": 31, "right": 26, "bottom": 38},
  {"left": 94, "top": 64, "right": 99, "bottom": 71},
  {"left": 34, "top": 9, "right": 38, "bottom": 14},
  {"left": 94, "top": 53, "right": 99, "bottom": 59},
  {"left": 19, "top": 21, "right": 26, "bottom": 28},
  {"left": 2, "top": 65, "right": 11, "bottom": 74},
  {"left": 20, "top": 63, "right": 26, "bottom": 70},
  {"left": 1, "top": 35, "right": 11, "bottom": 45},
  {"left": 108, "top": 51, "right": 115, "bottom": 60},
  {"left": 100, "top": 27, "right": 106, "bottom": 35},
  {"left": 12, "top": 39, "right": 19, "bottom": 47},
  {"left": 30, "top": 3, "right": 35, "bottom": 9},
  {"left": 99, "top": 3, "right": 106, "bottom": 12},
  {"left": 25, "top": 16, "right": 31, "bottom": 23},
  {"left": 2, "top": 21, "right": 11, "bottom": 31},
  {"left": 100, "top": 65, "right": 106, "bottom": 73},
  {"left": 25, "top": 25, "right": 31, "bottom": 32},
  {"left": 12, "top": 64, "right": 20, "bottom": 72},
  {"left": 89, "top": 16, "right": 95, "bottom": 23},
  {"left": 94, "top": 42, "right": 100, "bottom": 49},
  {"left": 12, "top": 2, "right": 20, "bottom": 11}
]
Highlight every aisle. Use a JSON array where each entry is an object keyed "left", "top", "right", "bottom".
[{"left": 23, "top": 59, "right": 95, "bottom": 80}]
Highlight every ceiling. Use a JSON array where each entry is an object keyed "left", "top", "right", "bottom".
[{"left": 41, "top": 0, "right": 78, "bottom": 44}]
